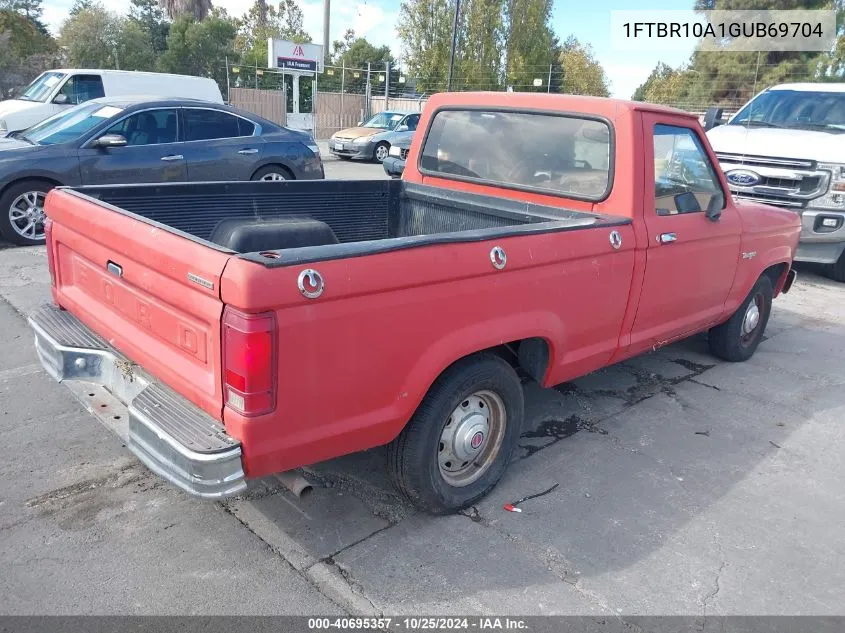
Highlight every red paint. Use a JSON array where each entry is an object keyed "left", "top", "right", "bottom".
[{"left": 45, "top": 93, "right": 801, "bottom": 480}]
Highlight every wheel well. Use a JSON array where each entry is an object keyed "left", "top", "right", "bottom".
[
  {"left": 252, "top": 163, "right": 294, "bottom": 180},
  {"left": 762, "top": 262, "right": 788, "bottom": 294},
  {"left": 454, "top": 338, "right": 551, "bottom": 384},
  {"left": 0, "top": 176, "right": 62, "bottom": 199}
]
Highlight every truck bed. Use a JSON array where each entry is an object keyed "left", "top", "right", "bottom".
[{"left": 70, "top": 180, "right": 622, "bottom": 266}]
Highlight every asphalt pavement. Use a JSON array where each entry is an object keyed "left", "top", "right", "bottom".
[{"left": 1, "top": 160, "right": 843, "bottom": 617}]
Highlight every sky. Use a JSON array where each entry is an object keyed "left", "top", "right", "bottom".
[{"left": 41, "top": 0, "right": 699, "bottom": 99}]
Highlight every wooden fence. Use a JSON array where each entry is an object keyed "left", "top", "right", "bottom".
[
  {"left": 370, "top": 95, "right": 427, "bottom": 115},
  {"left": 315, "top": 91, "right": 367, "bottom": 139},
  {"left": 229, "top": 88, "right": 286, "bottom": 127},
  {"left": 229, "top": 88, "right": 368, "bottom": 138}
]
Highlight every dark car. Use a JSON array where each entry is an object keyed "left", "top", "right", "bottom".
[
  {"left": 382, "top": 134, "right": 413, "bottom": 178},
  {"left": 0, "top": 96, "right": 324, "bottom": 245}
]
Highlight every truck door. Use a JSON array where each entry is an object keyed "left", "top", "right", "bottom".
[{"left": 630, "top": 114, "right": 741, "bottom": 349}]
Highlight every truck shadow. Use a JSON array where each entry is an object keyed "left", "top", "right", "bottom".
[{"left": 231, "top": 273, "right": 845, "bottom": 611}]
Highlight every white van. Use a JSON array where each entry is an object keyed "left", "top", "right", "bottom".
[{"left": 0, "top": 69, "right": 223, "bottom": 135}]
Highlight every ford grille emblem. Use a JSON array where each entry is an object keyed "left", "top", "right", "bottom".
[{"left": 726, "top": 170, "right": 761, "bottom": 187}]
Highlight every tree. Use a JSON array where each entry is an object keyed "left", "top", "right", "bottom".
[
  {"left": 632, "top": 62, "right": 687, "bottom": 104},
  {"left": 0, "top": 7, "right": 54, "bottom": 58},
  {"left": 652, "top": 0, "right": 845, "bottom": 108},
  {"left": 330, "top": 28, "right": 356, "bottom": 61},
  {"left": 504, "top": 0, "right": 555, "bottom": 91},
  {"left": 159, "top": 0, "right": 212, "bottom": 21},
  {"left": 457, "top": 0, "right": 505, "bottom": 91},
  {"left": 557, "top": 36, "right": 609, "bottom": 97},
  {"left": 58, "top": 3, "right": 124, "bottom": 68},
  {"left": 69, "top": 0, "right": 93, "bottom": 16},
  {"left": 0, "top": 0, "right": 47, "bottom": 33},
  {"left": 1, "top": 10, "right": 58, "bottom": 98},
  {"left": 115, "top": 18, "right": 156, "bottom": 70},
  {"left": 236, "top": 0, "right": 310, "bottom": 68},
  {"left": 323, "top": 31, "right": 394, "bottom": 92},
  {"left": 130, "top": 0, "right": 169, "bottom": 56},
  {"left": 158, "top": 8, "right": 238, "bottom": 89},
  {"left": 397, "top": 0, "right": 453, "bottom": 92}
]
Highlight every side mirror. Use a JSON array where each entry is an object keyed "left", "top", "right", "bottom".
[
  {"left": 703, "top": 107, "right": 724, "bottom": 131},
  {"left": 53, "top": 94, "right": 69, "bottom": 105},
  {"left": 706, "top": 191, "right": 724, "bottom": 221},
  {"left": 395, "top": 124, "right": 409, "bottom": 132},
  {"left": 674, "top": 191, "right": 701, "bottom": 214},
  {"left": 92, "top": 134, "right": 128, "bottom": 148}
]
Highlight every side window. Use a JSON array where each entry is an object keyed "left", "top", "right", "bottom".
[
  {"left": 653, "top": 124, "right": 724, "bottom": 215},
  {"left": 105, "top": 109, "right": 178, "bottom": 146},
  {"left": 58, "top": 75, "right": 105, "bottom": 105},
  {"left": 184, "top": 109, "right": 245, "bottom": 141},
  {"left": 238, "top": 118, "right": 256, "bottom": 136},
  {"left": 405, "top": 114, "right": 420, "bottom": 131}
]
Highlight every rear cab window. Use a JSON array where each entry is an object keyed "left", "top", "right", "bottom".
[{"left": 419, "top": 109, "right": 612, "bottom": 201}]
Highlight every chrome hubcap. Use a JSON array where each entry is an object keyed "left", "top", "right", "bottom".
[
  {"left": 742, "top": 300, "right": 760, "bottom": 336},
  {"left": 376, "top": 145, "right": 388, "bottom": 161},
  {"left": 260, "top": 172, "right": 286, "bottom": 181},
  {"left": 438, "top": 390, "right": 506, "bottom": 487},
  {"left": 9, "top": 191, "right": 46, "bottom": 240}
]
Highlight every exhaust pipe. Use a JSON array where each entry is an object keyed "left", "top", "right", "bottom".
[{"left": 275, "top": 471, "right": 313, "bottom": 498}]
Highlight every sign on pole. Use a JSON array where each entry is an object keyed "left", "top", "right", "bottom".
[{"left": 268, "top": 39, "right": 324, "bottom": 72}]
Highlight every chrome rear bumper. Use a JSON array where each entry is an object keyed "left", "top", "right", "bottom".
[{"left": 28, "top": 304, "right": 246, "bottom": 499}]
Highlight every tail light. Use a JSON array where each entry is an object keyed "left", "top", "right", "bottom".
[
  {"left": 222, "top": 307, "right": 277, "bottom": 416},
  {"left": 44, "top": 217, "right": 56, "bottom": 287}
]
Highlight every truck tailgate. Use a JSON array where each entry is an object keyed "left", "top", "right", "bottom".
[{"left": 46, "top": 188, "right": 231, "bottom": 419}]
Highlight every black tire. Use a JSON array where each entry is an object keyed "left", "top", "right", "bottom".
[
  {"left": 251, "top": 165, "right": 293, "bottom": 181},
  {"left": 824, "top": 251, "right": 845, "bottom": 283},
  {"left": 0, "top": 179, "right": 53, "bottom": 246},
  {"left": 373, "top": 142, "right": 390, "bottom": 163},
  {"left": 387, "top": 353, "right": 524, "bottom": 514},
  {"left": 709, "top": 275, "right": 773, "bottom": 362}
]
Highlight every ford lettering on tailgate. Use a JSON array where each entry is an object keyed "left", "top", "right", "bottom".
[{"left": 72, "top": 255, "right": 208, "bottom": 363}]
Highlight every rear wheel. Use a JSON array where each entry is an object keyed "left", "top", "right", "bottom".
[
  {"left": 0, "top": 179, "right": 53, "bottom": 246},
  {"left": 709, "top": 275, "right": 773, "bottom": 362},
  {"left": 373, "top": 142, "right": 390, "bottom": 163},
  {"left": 387, "top": 353, "right": 524, "bottom": 514},
  {"left": 251, "top": 165, "right": 292, "bottom": 181}
]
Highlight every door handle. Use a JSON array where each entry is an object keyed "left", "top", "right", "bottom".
[
  {"left": 160, "top": 154, "right": 183, "bottom": 161},
  {"left": 659, "top": 232, "right": 677, "bottom": 244},
  {"left": 238, "top": 148, "right": 259, "bottom": 155}
]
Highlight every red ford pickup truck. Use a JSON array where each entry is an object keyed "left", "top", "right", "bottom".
[{"left": 29, "top": 92, "right": 800, "bottom": 513}]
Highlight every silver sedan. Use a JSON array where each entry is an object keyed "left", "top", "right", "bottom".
[{"left": 329, "top": 111, "right": 421, "bottom": 162}]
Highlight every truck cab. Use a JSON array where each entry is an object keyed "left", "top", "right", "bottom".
[{"left": 705, "top": 83, "right": 845, "bottom": 281}]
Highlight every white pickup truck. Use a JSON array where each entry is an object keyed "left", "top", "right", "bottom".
[{"left": 705, "top": 83, "right": 845, "bottom": 282}]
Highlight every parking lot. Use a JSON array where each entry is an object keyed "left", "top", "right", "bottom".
[{"left": 1, "top": 155, "right": 844, "bottom": 617}]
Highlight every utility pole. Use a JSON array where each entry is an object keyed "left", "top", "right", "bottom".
[
  {"left": 323, "top": 0, "right": 330, "bottom": 64},
  {"left": 446, "top": 0, "right": 460, "bottom": 91},
  {"left": 385, "top": 61, "right": 390, "bottom": 109}
]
